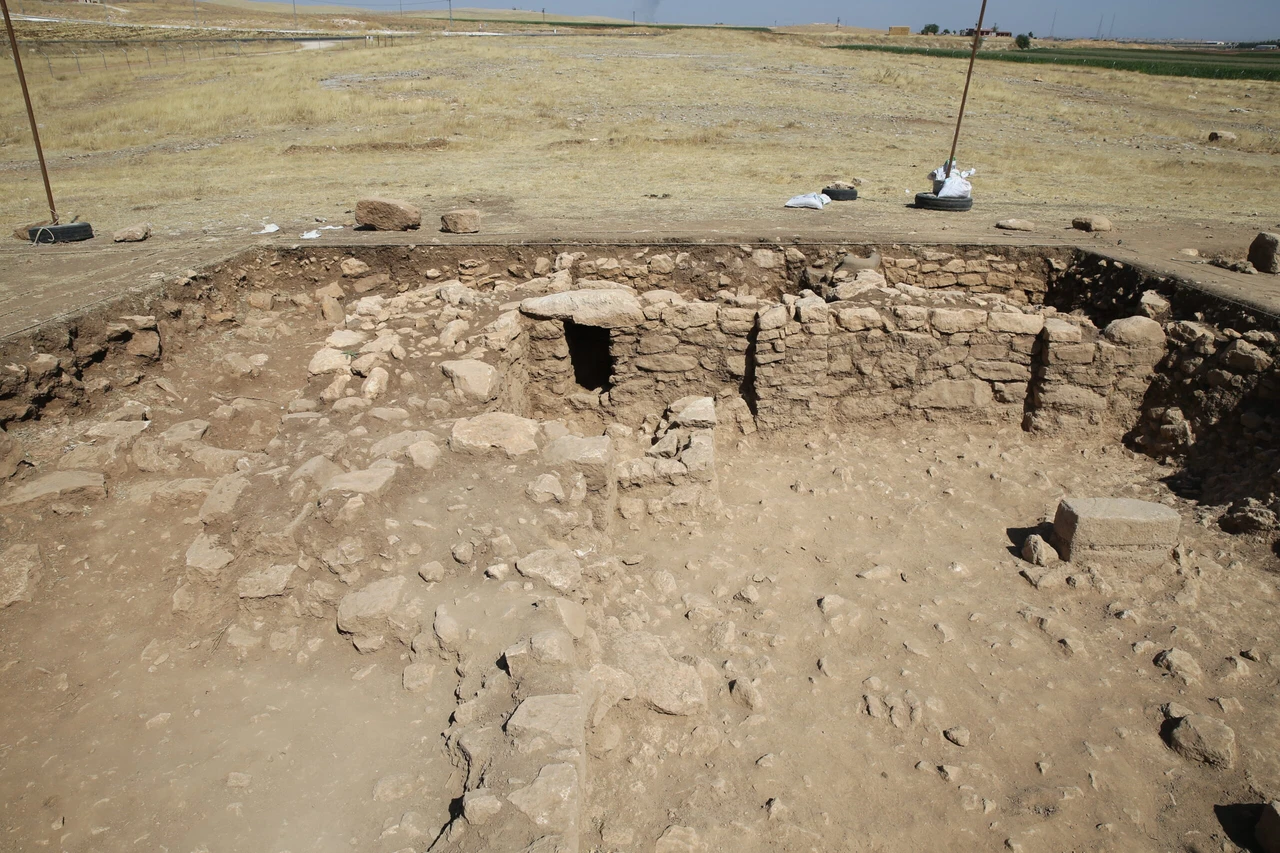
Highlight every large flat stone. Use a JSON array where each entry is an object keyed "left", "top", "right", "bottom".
[
  {"left": 1052, "top": 497, "right": 1180, "bottom": 565},
  {"left": 520, "top": 289, "right": 644, "bottom": 329},
  {"left": 441, "top": 360, "right": 499, "bottom": 402},
  {"left": 0, "top": 471, "right": 106, "bottom": 507},
  {"left": 450, "top": 413, "right": 539, "bottom": 457},
  {"left": 336, "top": 576, "right": 407, "bottom": 636},
  {"left": 608, "top": 631, "right": 706, "bottom": 716},
  {"left": 506, "top": 694, "right": 587, "bottom": 749},
  {"left": 322, "top": 467, "right": 396, "bottom": 497},
  {"left": 909, "top": 379, "right": 995, "bottom": 411},
  {"left": 516, "top": 549, "right": 582, "bottom": 592}
]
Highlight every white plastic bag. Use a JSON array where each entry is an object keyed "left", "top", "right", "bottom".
[
  {"left": 785, "top": 192, "right": 831, "bottom": 210},
  {"left": 937, "top": 174, "right": 973, "bottom": 198},
  {"left": 929, "top": 161, "right": 976, "bottom": 198}
]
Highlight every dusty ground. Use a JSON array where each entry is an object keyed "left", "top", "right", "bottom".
[{"left": 1, "top": 256, "right": 1278, "bottom": 852}]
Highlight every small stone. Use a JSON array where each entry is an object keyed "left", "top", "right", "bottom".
[
  {"left": 449, "top": 412, "right": 540, "bottom": 457},
  {"left": 418, "top": 561, "right": 445, "bottom": 583},
  {"left": 1021, "top": 534, "right": 1058, "bottom": 566},
  {"left": 1154, "top": 647, "right": 1202, "bottom": 684},
  {"left": 1072, "top": 215, "right": 1113, "bottom": 233},
  {"left": 185, "top": 533, "right": 235, "bottom": 580},
  {"left": 340, "top": 257, "right": 370, "bottom": 277},
  {"left": 336, "top": 576, "right": 406, "bottom": 637},
  {"left": 403, "top": 662, "right": 435, "bottom": 694},
  {"left": 0, "top": 544, "right": 40, "bottom": 607},
  {"left": 461, "top": 790, "right": 503, "bottom": 825},
  {"left": 609, "top": 632, "right": 706, "bottom": 716},
  {"left": 507, "top": 763, "right": 580, "bottom": 830},
  {"left": 441, "top": 209, "right": 481, "bottom": 234},
  {"left": 236, "top": 563, "right": 295, "bottom": 598},
  {"left": 729, "top": 678, "right": 765, "bottom": 711},
  {"left": 995, "top": 219, "right": 1036, "bottom": 232},
  {"left": 516, "top": 549, "right": 582, "bottom": 592},
  {"left": 113, "top": 223, "right": 151, "bottom": 242},
  {"left": 1207, "top": 130, "right": 1238, "bottom": 144},
  {"left": 441, "top": 360, "right": 498, "bottom": 401},
  {"left": 944, "top": 726, "right": 971, "bottom": 747},
  {"left": 1168, "top": 714, "right": 1236, "bottom": 768},
  {"left": 655, "top": 825, "right": 703, "bottom": 853}
]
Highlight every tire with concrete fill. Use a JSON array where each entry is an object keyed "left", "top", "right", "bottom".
[
  {"left": 822, "top": 187, "right": 859, "bottom": 201},
  {"left": 914, "top": 192, "right": 973, "bottom": 212},
  {"left": 29, "top": 222, "right": 94, "bottom": 244}
]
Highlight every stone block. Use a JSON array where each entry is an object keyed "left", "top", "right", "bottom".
[
  {"left": 1051, "top": 497, "right": 1180, "bottom": 565},
  {"left": 1248, "top": 232, "right": 1279, "bottom": 274},
  {"left": 440, "top": 208, "right": 481, "bottom": 234},
  {"left": 355, "top": 197, "right": 420, "bottom": 231}
]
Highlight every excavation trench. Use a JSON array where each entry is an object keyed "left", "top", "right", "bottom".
[{"left": 0, "top": 240, "right": 1277, "bottom": 853}]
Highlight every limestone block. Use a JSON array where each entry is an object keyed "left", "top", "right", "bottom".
[
  {"left": 1051, "top": 497, "right": 1180, "bottom": 565},
  {"left": 520, "top": 290, "right": 643, "bottom": 328},
  {"left": 908, "top": 379, "right": 994, "bottom": 410},
  {"left": 355, "top": 197, "right": 421, "bottom": 231}
]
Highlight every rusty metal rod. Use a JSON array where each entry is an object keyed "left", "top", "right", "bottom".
[
  {"left": 945, "top": 0, "right": 989, "bottom": 180},
  {"left": 1, "top": 0, "right": 58, "bottom": 224}
]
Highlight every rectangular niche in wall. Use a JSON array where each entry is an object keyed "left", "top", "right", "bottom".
[{"left": 564, "top": 320, "right": 614, "bottom": 392}]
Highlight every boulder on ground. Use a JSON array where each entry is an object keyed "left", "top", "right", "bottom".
[
  {"left": 608, "top": 631, "right": 706, "bottom": 716},
  {"left": 1072, "top": 215, "right": 1113, "bottom": 233},
  {"left": 996, "top": 219, "right": 1036, "bottom": 232},
  {"left": 1207, "top": 130, "right": 1238, "bottom": 143},
  {"left": 441, "top": 359, "right": 498, "bottom": 401},
  {"left": 355, "top": 197, "right": 421, "bottom": 231},
  {"left": 0, "top": 470, "right": 106, "bottom": 507},
  {"left": 1167, "top": 714, "right": 1236, "bottom": 768},
  {"left": 440, "top": 208, "right": 481, "bottom": 234},
  {"left": 336, "top": 576, "right": 407, "bottom": 636},
  {"left": 113, "top": 223, "right": 151, "bottom": 243},
  {"left": 1256, "top": 802, "right": 1280, "bottom": 853},
  {"left": 1248, "top": 232, "right": 1279, "bottom": 274}
]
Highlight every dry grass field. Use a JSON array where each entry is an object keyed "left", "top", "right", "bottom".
[{"left": 0, "top": 5, "right": 1277, "bottom": 241}]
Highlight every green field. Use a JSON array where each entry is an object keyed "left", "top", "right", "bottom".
[{"left": 833, "top": 44, "right": 1280, "bottom": 82}]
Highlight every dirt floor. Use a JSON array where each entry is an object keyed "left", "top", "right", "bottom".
[{"left": 1, "top": 255, "right": 1278, "bottom": 852}]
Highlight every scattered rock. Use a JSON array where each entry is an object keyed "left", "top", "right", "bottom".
[
  {"left": 441, "top": 360, "right": 498, "bottom": 402},
  {"left": 507, "top": 763, "right": 580, "bottom": 830},
  {"left": 355, "top": 197, "right": 421, "bottom": 231},
  {"left": 461, "top": 789, "right": 503, "bottom": 826},
  {"left": 340, "top": 257, "right": 370, "bottom": 277},
  {"left": 944, "top": 726, "right": 971, "bottom": 747},
  {"left": 185, "top": 533, "right": 235, "bottom": 580},
  {"left": 1021, "top": 534, "right": 1058, "bottom": 566},
  {"left": 1072, "top": 215, "right": 1113, "bottom": 233},
  {"left": 113, "top": 223, "right": 151, "bottom": 243},
  {"left": 1167, "top": 714, "right": 1236, "bottom": 768},
  {"left": 0, "top": 427, "right": 23, "bottom": 479},
  {"left": 336, "top": 576, "right": 407, "bottom": 637},
  {"left": 403, "top": 662, "right": 435, "bottom": 693},
  {"left": 609, "top": 632, "right": 706, "bottom": 716},
  {"left": 441, "top": 208, "right": 481, "bottom": 234},
  {"left": 729, "top": 678, "right": 765, "bottom": 711},
  {"left": 995, "top": 219, "right": 1036, "bottom": 232},
  {"left": 0, "top": 544, "right": 40, "bottom": 607},
  {"left": 1207, "top": 130, "right": 1238, "bottom": 144},
  {"left": 516, "top": 549, "right": 582, "bottom": 592},
  {"left": 236, "top": 563, "right": 295, "bottom": 598},
  {"left": 1154, "top": 647, "right": 1202, "bottom": 684},
  {"left": 506, "top": 694, "right": 588, "bottom": 748}
]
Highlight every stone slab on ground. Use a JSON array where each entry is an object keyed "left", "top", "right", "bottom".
[
  {"left": 0, "top": 470, "right": 106, "bottom": 507},
  {"left": 1, "top": 543, "right": 41, "bottom": 606},
  {"left": 441, "top": 209, "right": 481, "bottom": 234},
  {"left": 1052, "top": 497, "right": 1180, "bottom": 565},
  {"left": 450, "top": 413, "right": 540, "bottom": 457}
]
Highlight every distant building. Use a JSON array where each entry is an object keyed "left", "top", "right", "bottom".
[
  {"left": 962, "top": 28, "right": 1013, "bottom": 38},
  {"left": 888, "top": 26, "right": 911, "bottom": 36},
  {"left": 1254, "top": 44, "right": 1278, "bottom": 50}
]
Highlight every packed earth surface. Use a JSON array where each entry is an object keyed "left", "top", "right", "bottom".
[{"left": 1, "top": 240, "right": 1279, "bottom": 853}]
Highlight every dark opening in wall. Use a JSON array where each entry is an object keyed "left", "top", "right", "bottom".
[{"left": 565, "top": 321, "right": 613, "bottom": 392}]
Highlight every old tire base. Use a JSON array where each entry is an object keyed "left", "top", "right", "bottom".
[
  {"left": 914, "top": 193, "right": 973, "bottom": 212},
  {"left": 29, "top": 222, "right": 95, "bottom": 244},
  {"left": 822, "top": 187, "right": 859, "bottom": 201}
]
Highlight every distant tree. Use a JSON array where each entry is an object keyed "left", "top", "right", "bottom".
[
  {"left": 942, "top": 28, "right": 951, "bottom": 34},
  {"left": 1027, "top": 31, "right": 1035, "bottom": 38},
  {"left": 921, "top": 23, "right": 940, "bottom": 34},
  {"left": 1015, "top": 33, "right": 1031, "bottom": 49}
]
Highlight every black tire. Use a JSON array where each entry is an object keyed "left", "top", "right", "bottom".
[
  {"left": 914, "top": 192, "right": 973, "bottom": 212},
  {"left": 29, "top": 222, "right": 95, "bottom": 244},
  {"left": 822, "top": 187, "right": 859, "bottom": 201}
]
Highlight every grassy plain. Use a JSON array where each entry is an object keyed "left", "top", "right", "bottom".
[{"left": 0, "top": 7, "right": 1277, "bottom": 239}]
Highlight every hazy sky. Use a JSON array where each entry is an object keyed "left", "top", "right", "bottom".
[{"left": 328, "top": 0, "right": 1280, "bottom": 42}]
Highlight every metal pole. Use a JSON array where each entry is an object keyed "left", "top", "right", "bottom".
[
  {"left": 0, "top": 0, "right": 58, "bottom": 224},
  {"left": 292, "top": 0, "right": 297, "bottom": 29},
  {"left": 944, "top": 0, "right": 988, "bottom": 179},
  {"left": 447, "top": 0, "right": 451, "bottom": 29}
]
